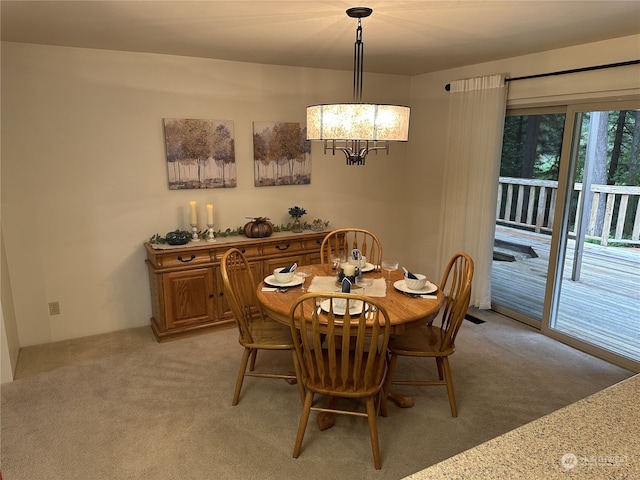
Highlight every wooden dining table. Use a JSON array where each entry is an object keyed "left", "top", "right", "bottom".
[
  {"left": 256, "top": 263, "right": 445, "bottom": 413},
  {"left": 257, "top": 264, "right": 444, "bottom": 335}
]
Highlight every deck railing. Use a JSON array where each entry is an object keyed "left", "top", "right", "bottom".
[{"left": 496, "top": 177, "right": 640, "bottom": 246}]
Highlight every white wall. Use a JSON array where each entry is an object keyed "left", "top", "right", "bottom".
[
  {"left": 405, "top": 34, "right": 640, "bottom": 279},
  {"left": 1, "top": 42, "right": 410, "bottom": 347}
]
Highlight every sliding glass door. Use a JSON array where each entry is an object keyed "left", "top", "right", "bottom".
[
  {"left": 492, "top": 100, "right": 640, "bottom": 371},
  {"left": 546, "top": 102, "right": 640, "bottom": 370},
  {"left": 492, "top": 108, "right": 565, "bottom": 325}
]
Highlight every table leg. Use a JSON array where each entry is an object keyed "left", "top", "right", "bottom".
[
  {"left": 316, "top": 396, "right": 338, "bottom": 430},
  {"left": 284, "top": 371, "right": 298, "bottom": 385},
  {"left": 387, "top": 390, "right": 414, "bottom": 408}
]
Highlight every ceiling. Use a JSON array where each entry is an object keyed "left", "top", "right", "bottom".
[{"left": 2, "top": 1, "right": 639, "bottom": 76}]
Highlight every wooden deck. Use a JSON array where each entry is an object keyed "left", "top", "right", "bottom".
[{"left": 491, "top": 226, "right": 640, "bottom": 363}]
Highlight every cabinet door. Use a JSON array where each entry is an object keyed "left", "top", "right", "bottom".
[
  {"left": 163, "top": 267, "right": 216, "bottom": 330},
  {"left": 217, "top": 262, "right": 262, "bottom": 320},
  {"left": 305, "top": 252, "right": 322, "bottom": 265}
]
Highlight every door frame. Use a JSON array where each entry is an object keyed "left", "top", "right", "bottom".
[
  {"left": 543, "top": 98, "right": 640, "bottom": 372},
  {"left": 493, "top": 97, "right": 640, "bottom": 372}
]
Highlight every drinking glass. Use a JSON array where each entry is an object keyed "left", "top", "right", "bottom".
[
  {"left": 355, "top": 276, "right": 373, "bottom": 294},
  {"left": 295, "top": 266, "right": 312, "bottom": 292},
  {"left": 381, "top": 260, "right": 399, "bottom": 284},
  {"left": 330, "top": 253, "right": 345, "bottom": 270}
]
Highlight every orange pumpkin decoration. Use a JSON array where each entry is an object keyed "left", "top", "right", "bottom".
[{"left": 243, "top": 217, "right": 274, "bottom": 238}]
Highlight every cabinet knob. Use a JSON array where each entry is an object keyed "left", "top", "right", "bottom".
[
  {"left": 275, "top": 243, "right": 290, "bottom": 251},
  {"left": 177, "top": 254, "right": 196, "bottom": 263}
]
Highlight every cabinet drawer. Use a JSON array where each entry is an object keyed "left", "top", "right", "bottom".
[
  {"left": 262, "top": 239, "right": 304, "bottom": 256},
  {"left": 302, "top": 236, "right": 324, "bottom": 252},
  {"left": 155, "top": 250, "right": 212, "bottom": 268},
  {"left": 213, "top": 245, "right": 260, "bottom": 260}
]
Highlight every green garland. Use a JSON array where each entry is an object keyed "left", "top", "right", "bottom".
[{"left": 149, "top": 220, "right": 329, "bottom": 244}]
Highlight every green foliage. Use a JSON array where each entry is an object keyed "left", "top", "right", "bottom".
[
  {"left": 288, "top": 205, "right": 307, "bottom": 218},
  {"left": 501, "top": 113, "right": 564, "bottom": 180}
]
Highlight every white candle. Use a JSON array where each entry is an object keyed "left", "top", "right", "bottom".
[
  {"left": 343, "top": 264, "right": 356, "bottom": 276},
  {"left": 189, "top": 201, "right": 197, "bottom": 225},
  {"left": 206, "top": 204, "right": 214, "bottom": 225}
]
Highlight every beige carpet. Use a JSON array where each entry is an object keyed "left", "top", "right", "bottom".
[{"left": 1, "top": 309, "right": 632, "bottom": 479}]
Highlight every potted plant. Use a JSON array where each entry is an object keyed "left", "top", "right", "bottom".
[{"left": 288, "top": 206, "right": 307, "bottom": 233}]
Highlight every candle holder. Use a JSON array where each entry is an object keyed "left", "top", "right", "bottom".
[
  {"left": 190, "top": 224, "right": 201, "bottom": 242},
  {"left": 206, "top": 224, "right": 216, "bottom": 243}
]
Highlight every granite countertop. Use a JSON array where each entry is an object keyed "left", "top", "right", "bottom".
[{"left": 404, "top": 374, "right": 639, "bottom": 479}]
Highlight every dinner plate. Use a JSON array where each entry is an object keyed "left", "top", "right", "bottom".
[
  {"left": 264, "top": 274, "right": 304, "bottom": 287},
  {"left": 320, "top": 299, "right": 364, "bottom": 316},
  {"left": 393, "top": 279, "right": 438, "bottom": 295},
  {"left": 360, "top": 262, "right": 375, "bottom": 273}
]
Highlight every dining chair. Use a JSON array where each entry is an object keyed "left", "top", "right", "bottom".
[
  {"left": 289, "top": 292, "right": 392, "bottom": 470},
  {"left": 383, "top": 252, "right": 474, "bottom": 417},
  {"left": 320, "top": 228, "right": 383, "bottom": 270},
  {"left": 221, "top": 248, "right": 304, "bottom": 406}
]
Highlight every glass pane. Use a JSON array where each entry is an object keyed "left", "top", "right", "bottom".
[
  {"left": 553, "top": 109, "right": 640, "bottom": 363},
  {"left": 492, "top": 113, "right": 565, "bottom": 322}
]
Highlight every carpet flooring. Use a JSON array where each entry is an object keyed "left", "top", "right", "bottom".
[{"left": 1, "top": 309, "right": 632, "bottom": 479}]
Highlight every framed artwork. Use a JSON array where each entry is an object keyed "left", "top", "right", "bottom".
[
  {"left": 163, "top": 118, "right": 236, "bottom": 189},
  {"left": 253, "top": 121, "right": 311, "bottom": 187}
]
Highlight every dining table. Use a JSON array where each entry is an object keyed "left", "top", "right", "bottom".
[{"left": 256, "top": 263, "right": 445, "bottom": 417}]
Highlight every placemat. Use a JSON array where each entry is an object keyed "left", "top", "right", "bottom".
[{"left": 308, "top": 276, "right": 387, "bottom": 297}]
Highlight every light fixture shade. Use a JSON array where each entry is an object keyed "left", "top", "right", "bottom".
[{"left": 306, "top": 103, "right": 410, "bottom": 141}]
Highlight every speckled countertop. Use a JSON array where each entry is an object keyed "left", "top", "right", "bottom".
[{"left": 404, "top": 374, "right": 639, "bottom": 479}]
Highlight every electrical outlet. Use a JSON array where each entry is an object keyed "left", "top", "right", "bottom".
[{"left": 48, "top": 301, "right": 60, "bottom": 316}]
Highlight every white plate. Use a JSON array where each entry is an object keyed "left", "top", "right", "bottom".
[
  {"left": 393, "top": 279, "right": 438, "bottom": 295},
  {"left": 320, "top": 299, "right": 364, "bottom": 316},
  {"left": 264, "top": 274, "right": 304, "bottom": 287},
  {"left": 360, "top": 262, "right": 375, "bottom": 273}
]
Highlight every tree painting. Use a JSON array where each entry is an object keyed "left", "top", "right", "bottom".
[
  {"left": 163, "top": 118, "right": 236, "bottom": 189},
  {"left": 253, "top": 122, "right": 311, "bottom": 187}
]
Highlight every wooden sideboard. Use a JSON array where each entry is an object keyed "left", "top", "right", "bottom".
[{"left": 144, "top": 230, "right": 332, "bottom": 342}]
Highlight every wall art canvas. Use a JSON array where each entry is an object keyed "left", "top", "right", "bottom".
[
  {"left": 253, "top": 121, "right": 311, "bottom": 187},
  {"left": 163, "top": 118, "right": 236, "bottom": 189}
]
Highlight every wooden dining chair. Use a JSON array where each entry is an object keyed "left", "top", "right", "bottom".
[
  {"left": 221, "top": 248, "right": 304, "bottom": 406},
  {"left": 289, "top": 292, "right": 392, "bottom": 470},
  {"left": 383, "top": 252, "right": 474, "bottom": 417},
  {"left": 320, "top": 228, "right": 382, "bottom": 270}
]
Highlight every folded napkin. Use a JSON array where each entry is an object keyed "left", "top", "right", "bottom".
[
  {"left": 417, "top": 294, "right": 437, "bottom": 299},
  {"left": 403, "top": 266, "right": 418, "bottom": 279},
  {"left": 279, "top": 262, "right": 297, "bottom": 273},
  {"left": 341, "top": 277, "right": 352, "bottom": 293},
  {"left": 261, "top": 287, "right": 278, "bottom": 292}
]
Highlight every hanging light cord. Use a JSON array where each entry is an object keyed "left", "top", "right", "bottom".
[{"left": 353, "top": 18, "right": 364, "bottom": 103}]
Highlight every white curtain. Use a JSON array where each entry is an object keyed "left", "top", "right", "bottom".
[{"left": 437, "top": 74, "right": 508, "bottom": 309}]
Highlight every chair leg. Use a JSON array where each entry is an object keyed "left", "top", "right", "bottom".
[
  {"left": 435, "top": 357, "right": 444, "bottom": 380},
  {"left": 232, "top": 347, "right": 251, "bottom": 406},
  {"left": 249, "top": 349, "right": 258, "bottom": 371},
  {"left": 365, "top": 396, "right": 382, "bottom": 470},
  {"left": 441, "top": 356, "right": 458, "bottom": 417},
  {"left": 380, "top": 353, "right": 398, "bottom": 417},
  {"left": 291, "top": 350, "right": 305, "bottom": 404},
  {"left": 293, "top": 390, "right": 314, "bottom": 459}
]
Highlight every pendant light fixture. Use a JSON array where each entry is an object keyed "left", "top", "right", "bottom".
[{"left": 306, "top": 7, "right": 410, "bottom": 166}]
